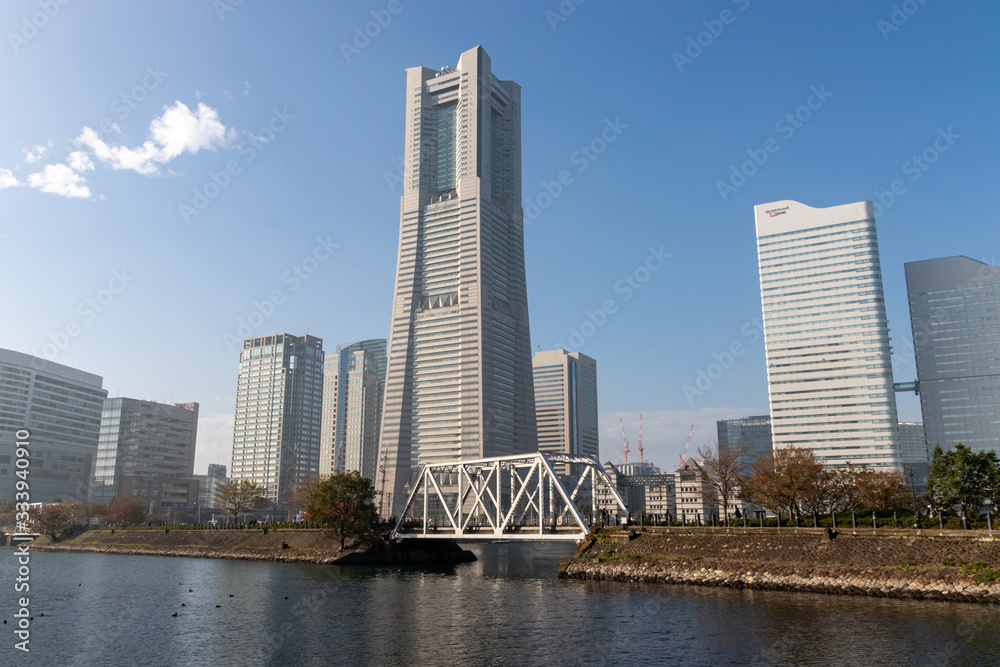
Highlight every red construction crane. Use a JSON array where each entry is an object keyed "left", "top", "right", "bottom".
[
  {"left": 638, "top": 413, "right": 645, "bottom": 464},
  {"left": 679, "top": 425, "right": 694, "bottom": 466},
  {"left": 620, "top": 417, "right": 630, "bottom": 465}
]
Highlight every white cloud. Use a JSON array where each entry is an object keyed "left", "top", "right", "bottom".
[
  {"left": 0, "top": 168, "right": 22, "bottom": 188},
  {"left": 599, "top": 406, "right": 766, "bottom": 469},
  {"left": 76, "top": 101, "right": 236, "bottom": 176},
  {"left": 27, "top": 163, "right": 91, "bottom": 199},
  {"left": 193, "top": 412, "right": 234, "bottom": 475},
  {"left": 23, "top": 139, "right": 54, "bottom": 163},
  {"left": 67, "top": 151, "right": 93, "bottom": 173},
  {"left": 243, "top": 81, "right": 251, "bottom": 97}
]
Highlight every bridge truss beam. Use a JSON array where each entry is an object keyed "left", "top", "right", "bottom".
[{"left": 389, "top": 453, "right": 628, "bottom": 542}]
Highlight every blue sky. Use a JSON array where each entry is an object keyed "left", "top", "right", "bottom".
[{"left": 2, "top": 1, "right": 997, "bottom": 473}]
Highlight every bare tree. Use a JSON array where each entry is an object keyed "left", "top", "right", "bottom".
[
  {"left": 740, "top": 446, "right": 824, "bottom": 523},
  {"left": 100, "top": 497, "right": 148, "bottom": 526},
  {"left": 216, "top": 480, "right": 266, "bottom": 522},
  {"left": 288, "top": 476, "right": 321, "bottom": 513},
  {"left": 855, "top": 467, "right": 910, "bottom": 511},
  {"left": 697, "top": 439, "right": 751, "bottom": 521}
]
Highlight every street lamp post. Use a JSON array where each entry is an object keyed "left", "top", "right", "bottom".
[{"left": 906, "top": 466, "right": 919, "bottom": 529}]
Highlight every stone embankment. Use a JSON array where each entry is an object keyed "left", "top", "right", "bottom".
[
  {"left": 559, "top": 527, "right": 1000, "bottom": 603},
  {"left": 31, "top": 528, "right": 476, "bottom": 565}
]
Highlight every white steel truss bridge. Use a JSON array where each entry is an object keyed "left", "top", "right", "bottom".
[{"left": 389, "top": 452, "right": 628, "bottom": 542}]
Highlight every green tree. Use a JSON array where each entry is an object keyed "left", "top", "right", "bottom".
[
  {"left": 305, "top": 471, "right": 378, "bottom": 548},
  {"left": 216, "top": 480, "right": 266, "bottom": 522},
  {"left": 29, "top": 504, "right": 70, "bottom": 541},
  {"left": 927, "top": 444, "right": 997, "bottom": 522}
]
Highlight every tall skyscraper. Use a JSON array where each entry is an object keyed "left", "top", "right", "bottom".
[
  {"left": 92, "top": 399, "right": 199, "bottom": 510},
  {"left": 905, "top": 256, "right": 1000, "bottom": 454},
  {"left": 717, "top": 415, "right": 772, "bottom": 471},
  {"left": 230, "top": 333, "right": 323, "bottom": 508},
  {"left": 319, "top": 339, "right": 386, "bottom": 480},
  {"left": 0, "top": 349, "right": 108, "bottom": 503},
  {"left": 754, "top": 200, "right": 901, "bottom": 468},
  {"left": 378, "top": 46, "right": 536, "bottom": 516},
  {"left": 532, "top": 349, "right": 599, "bottom": 473}
]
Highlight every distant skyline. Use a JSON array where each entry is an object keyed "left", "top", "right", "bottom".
[{"left": 3, "top": 1, "right": 997, "bottom": 473}]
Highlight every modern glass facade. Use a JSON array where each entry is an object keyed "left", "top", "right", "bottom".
[
  {"left": 378, "top": 47, "right": 536, "bottom": 517},
  {"left": 532, "top": 349, "right": 598, "bottom": 473},
  {"left": 905, "top": 256, "right": 1000, "bottom": 454},
  {"left": 717, "top": 415, "right": 773, "bottom": 472},
  {"left": 92, "top": 398, "right": 199, "bottom": 508},
  {"left": 754, "top": 200, "right": 901, "bottom": 468},
  {"left": 230, "top": 333, "right": 323, "bottom": 508},
  {"left": 0, "top": 349, "right": 107, "bottom": 503},
  {"left": 319, "top": 339, "right": 386, "bottom": 481}
]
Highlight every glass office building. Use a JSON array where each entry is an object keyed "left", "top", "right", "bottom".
[
  {"left": 92, "top": 398, "right": 199, "bottom": 509},
  {"left": 319, "top": 339, "right": 386, "bottom": 481},
  {"left": 0, "top": 348, "right": 107, "bottom": 503},
  {"left": 905, "top": 256, "right": 1000, "bottom": 454}
]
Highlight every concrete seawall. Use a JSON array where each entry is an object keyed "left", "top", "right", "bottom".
[{"left": 559, "top": 527, "right": 1000, "bottom": 604}]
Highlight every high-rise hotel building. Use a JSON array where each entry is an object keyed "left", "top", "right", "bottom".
[
  {"left": 0, "top": 349, "right": 108, "bottom": 503},
  {"left": 378, "top": 46, "right": 537, "bottom": 516},
  {"left": 754, "top": 200, "right": 901, "bottom": 467},
  {"left": 532, "top": 349, "right": 599, "bottom": 473},
  {"left": 230, "top": 333, "right": 323, "bottom": 507},
  {"left": 319, "top": 339, "right": 386, "bottom": 480},
  {"left": 905, "top": 256, "right": 1000, "bottom": 454}
]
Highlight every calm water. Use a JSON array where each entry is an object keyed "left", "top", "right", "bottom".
[{"left": 2, "top": 543, "right": 999, "bottom": 666}]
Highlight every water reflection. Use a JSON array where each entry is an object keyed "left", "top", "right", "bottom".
[{"left": 2, "top": 546, "right": 998, "bottom": 666}]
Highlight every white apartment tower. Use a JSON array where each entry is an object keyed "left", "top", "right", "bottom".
[
  {"left": 754, "top": 200, "right": 901, "bottom": 468},
  {"left": 230, "top": 333, "right": 324, "bottom": 507},
  {"left": 378, "top": 47, "right": 536, "bottom": 516}
]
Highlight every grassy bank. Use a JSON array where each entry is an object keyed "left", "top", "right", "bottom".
[
  {"left": 559, "top": 527, "right": 1000, "bottom": 603},
  {"left": 31, "top": 528, "right": 356, "bottom": 563}
]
